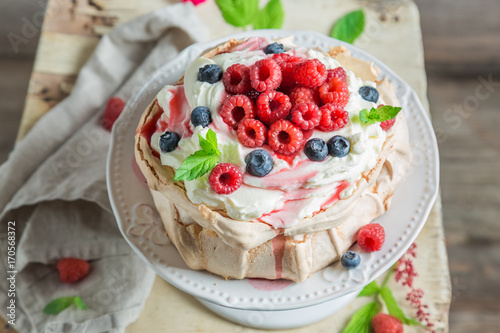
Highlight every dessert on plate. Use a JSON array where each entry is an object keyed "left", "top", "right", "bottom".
[{"left": 134, "top": 36, "right": 411, "bottom": 282}]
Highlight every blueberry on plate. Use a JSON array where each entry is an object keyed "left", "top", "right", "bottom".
[
  {"left": 359, "top": 86, "right": 379, "bottom": 103},
  {"left": 159, "top": 131, "right": 180, "bottom": 153},
  {"left": 327, "top": 135, "right": 350, "bottom": 158},
  {"left": 198, "top": 64, "right": 223, "bottom": 83},
  {"left": 191, "top": 106, "right": 212, "bottom": 127},
  {"left": 245, "top": 149, "right": 273, "bottom": 177},
  {"left": 341, "top": 251, "right": 360, "bottom": 269},
  {"left": 304, "top": 138, "right": 328, "bottom": 161},
  {"left": 264, "top": 42, "right": 285, "bottom": 55}
]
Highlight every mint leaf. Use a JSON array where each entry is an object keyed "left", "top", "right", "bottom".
[
  {"left": 380, "top": 286, "right": 423, "bottom": 326},
  {"left": 330, "top": 10, "right": 365, "bottom": 44},
  {"left": 73, "top": 296, "right": 87, "bottom": 310},
  {"left": 43, "top": 297, "right": 75, "bottom": 315},
  {"left": 253, "top": 0, "right": 284, "bottom": 29},
  {"left": 357, "top": 280, "right": 380, "bottom": 297},
  {"left": 216, "top": 0, "right": 259, "bottom": 27},
  {"left": 342, "top": 302, "right": 379, "bottom": 333},
  {"left": 359, "top": 109, "right": 372, "bottom": 124},
  {"left": 359, "top": 105, "right": 402, "bottom": 124},
  {"left": 174, "top": 151, "right": 219, "bottom": 181},
  {"left": 201, "top": 129, "right": 220, "bottom": 156}
]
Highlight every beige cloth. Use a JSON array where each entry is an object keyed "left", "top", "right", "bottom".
[{"left": 0, "top": 4, "right": 208, "bottom": 332}]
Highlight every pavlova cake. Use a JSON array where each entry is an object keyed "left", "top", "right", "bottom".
[{"left": 134, "top": 37, "right": 411, "bottom": 282}]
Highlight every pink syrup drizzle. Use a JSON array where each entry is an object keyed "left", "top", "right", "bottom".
[
  {"left": 248, "top": 278, "right": 293, "bottom": 291},
  {"left": 232, "top": 37, "right": 269, "bottom": 52},
  {"left": 320, "top": 180, "right": 350, "bottom": 210},
  {"left": 272, "top": 229, "right": 286, "bottom": 279}
]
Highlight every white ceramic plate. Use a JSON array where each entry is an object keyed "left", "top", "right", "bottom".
[{"left": 107, "top": 30, "right": 439, "bottom": 313}]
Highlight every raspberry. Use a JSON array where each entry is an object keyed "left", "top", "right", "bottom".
[
  {"left": 272, "top": 53, "right": 304, "bottom": 89},
  {"left": 209, "top": 163, "right": 243, "bottom": 195},
  {"left": 318, "top": 103, "right": 349, "bottom": 132},
  {"left": 102, "top": 97, "right": 126, "bottom": 131},
  {"left": 220, "top": 95, "right": 255, "bottom": 129},
  {"left": 319, "top": 77, "right": 349, "bottom": 106},
  {"left": 381, "top": 118, "right": 396, "bottom": 131},
  {"left": 237, "top": 119, "right": 267, "bottom": 147},
  {"left": 289, "top": 86, "right": 321, "bottom": 107},
  {"left": 293, "top": 59, "right": 327, "bottom": 88},
  {"left": 372, "top": 314, "right": 403, "bottom": 333},
  {"left": 357, "top": 223, "right": 385, "bottom": 252},
  {"left": 291, "top": 103, "right": 321, "bottom": 130},
  {"left": 222, "top": 63, "right": 251, "bottom": 94},
  {"left": 267, "top": 119, "right": 304, "bottom": 155},
  {"left": 256, "top": 90, "right": 292, "bottom": 124},
  {"left": 326, "top": 67, "right": 347, "bottom": 83},
  {"left": 250, "top": 58, "right": 282, "bottom": 92},
  {"left": 57, "top": 258, "right": 90, "bottom": 283}
]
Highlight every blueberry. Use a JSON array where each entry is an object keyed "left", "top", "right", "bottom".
[
  {"left": 341, "top": 251, "right": 361, "bottom": 269},
  {"left": 327, "top": 136, "right": 350, "bottom": 158},
  {"left": 191, "top": 106, "right": 212, "bottom": 127},
  {"left": 198, "top": 64, "right": 223, "bottom": 84},
  {"left": 264, "top": 42, "right": 285, "bottom": 55},
  {"left": 359, "top": 86, "right": 379, "bottom": 103},
  {"left": 159, "top": 131, "right": 180, "bottom": 153},
  {"left": 304, "top": 138, "right": 328, "bottom": 161},
  {"left": 245, "top": 149, "right": 273, "bottom": 177}
]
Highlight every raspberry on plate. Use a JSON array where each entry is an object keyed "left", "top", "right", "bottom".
[
  {"left": 209, "top": 163, "right": 243, "bottom": 195},
  {"left": 319, "top": 77, "right": 349, "bottom": 106},
  {"left": 381, "top": 118, "right": 396, "bottom": 131},
  {"left": 267, "top": 119, "right": 304, "bottom": 155},
  {"left": 220, "top": 94, "right": 255, "bottom": 129},
  {"left": 326, "top": 67, "right": 348, "bottom": 84},
  {"left": 293, "top": 59, "right": 327, "bottom": 88},
  {"left": 318, "top": 103, "right": 349, "bottom": 132},
  {"left": 102, "top": 97, "right": 126, "bottom": 131},
  {"left": 372, "top": 313, "right": 404, "bottom": 333},
  {"left": 289, "top": 86, "right": 321, "bottom": 107},
  {"left": 222, "top": 63, "right": 252, "bottom": 94},
  {"left": 272, "top": 53, "right": 304, "bottom": 89},
  {"left": 250, "top": 58, "right": 282, "bottom": 92},
  {"left": 237, "top": 119, "right": 267, "bottom": 147},
  {"left": 357, "top": 223, "right": 385, "bottom": 252},
  {"left": 57, "top": 258, "right": 90, "bottom": 283},
  {"left": 256, "top": 90, "right": 292, "bottom": 124},
  {"left": 291, "top": 102, "right": 321, "bottom": 130}
]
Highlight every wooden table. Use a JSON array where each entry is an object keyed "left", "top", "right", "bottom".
[{"left": 4, "top": 0, "right": 451, "bottom": 332}]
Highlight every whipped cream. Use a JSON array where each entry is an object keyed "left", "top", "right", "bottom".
[{"left": 150, "top": 38, "right": 387, "bottom": 228}]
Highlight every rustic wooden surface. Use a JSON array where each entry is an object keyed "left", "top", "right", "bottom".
[{"left": 1, "top": 0, "right": 482, "bottom": 331}]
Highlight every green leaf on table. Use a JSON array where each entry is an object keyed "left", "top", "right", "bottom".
[
  {"left": 330, "top": 9, "right": 365, "bottom": 44},
  {"left": 342, "top": 301, "right": 379, "bottom": 333},
  {"left": 253, "top": 0, "right": 284, "bottom": 30},
  {"left": 357, "top": 280, "right": 380, "bottom": 297},
  {"left": 73, "top": 296, "right": 87, "bottom": 310},
  {"left": 215, "top": 0, "right": 259, "bottom": 27},
  {"left": 43, "top": 297, "right": 76, "bottom": 315},
  {"left": 380, "top": 286, "right": 424, "bottom": 326},
  {"left": 359, "top": 105, "right": 402, "bottom": 124}
]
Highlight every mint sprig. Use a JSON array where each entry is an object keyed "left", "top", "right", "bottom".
[
  {"left": 173, "top": 129, "right": 221, "bottom": 182},
  {"left": 330, "top": 10, "right": 365, "bottom": 44},
  {"left": 253, "top": 0, "right": 284, "bottom": 30},
  {"left": 216, "top": 0, "right": 284, "bottom": 30},
  {"left": 359, "top": 105, "right": 402, "bottom": 125},
  {"left": 342, "top": 302, "right": 379, "bottom": 333},
  {"left": 43, "top": 296, "right": 87, "bottom": 315}
]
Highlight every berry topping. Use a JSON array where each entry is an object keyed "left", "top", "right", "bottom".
[
  {"left": 256, "top": 90, "right": 292, "bottom": 124},
  {"left": 102, "top": 97, "right": 125, "bottom": 131},
  {"left": 359, "top": 86, "right": 379, "bottom": 103},
  {"left": 209, "top": 163, "right": 243, "bottom": 195},
  {"left": 159, "top": 131, "right": 181, "bottom": 152},
  {"left": 250, "top": 58, "right": 282, "bottom": 92},
  {"left": 272, "top": 53, "right": 304, "bottom": 89},
  {"left": 289, "top": 86, "right": 321, "bottom": 106},
  {"left": 291, "top": 103, "right": 321, "bottom": 130},
  {"left": 319, "top": 77, "right": 349, "bottom": 106},
  {"left": 222, "top": 63, "right": 251, "bottom": 94},
  {"left": 326, "top": 67, "right": 348, "bottom": 84},
  {"left": 340, "top": 251, "right": 361, "bottom": 269},
  {"left": 304, "top": 138, "right": 328, "bottom": 161},
  {"left": 293, "top": 59, "right": 327, "bottom": 88},
  {"left": 245, "top": 89, "right": 261, "bottom": 101},
  {"left": 380, "top": 118, "right": 396, "bottom": 131},
  {"left": 198, "top": 64, "right": 223, "bottom": 83},
  {"left": 245, "top": 149, "right": 274, "bottom": 177},
  {"left": 264, "top": 42, "right": 285, "bottom": 54},
  {"left": 327, "top": 135, "right": 350, "bottom": 157},
  {"left": 357, "top": 223, "right": 385, "bottom": 252},
  {"left": 267, "top": 119, "right": 304, "bottom": 155},
  {"left": 372, "top": 313, "right": 404, "bottom": 333},
  {"left": 57, "top": 258, "right": 90, "bottom": 283},
  {"left": 318, "top": 103, "right": 349, "bottom": 132},
  {"left": 237, "top": 119, "right": 267, "bottom": 147},
  {"left": 220, "top": 95, "right": 255, "bottom": 129},
  {"left": 190, "top": 106, "right": 212, "bottom": 127}
]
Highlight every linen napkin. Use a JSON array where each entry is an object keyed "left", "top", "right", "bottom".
[{"left": 0, "top": 3, "right": 209, "bottom": 332}]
